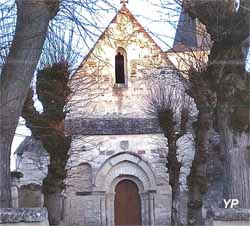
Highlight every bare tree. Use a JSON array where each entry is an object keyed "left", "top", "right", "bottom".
[
  {"left": 181, "top": 1, "right": 250, "bottom": 225},
  {"left": 145, "top": 70, "right": 195, "bottom": 226},
  {"left": 0, "top": 0, "right": 59, "bottom": 208},
  {"left": 157, "top": 0, "right": 250, "bottom": 225},
  {"left": 185, "top": 67, "right": 216, "bottom": 226},
  {"left": 20, "top": 28, "right": 95, "bottom": 225},
  {"left": 0, "top": 0, "right": 114, "bottom": 207},
  {"left": 148, "top": 1, "right": 250, "bottom": 224},
  {"left": 22, "top": 63, "right": 70, "bottom": 225}
]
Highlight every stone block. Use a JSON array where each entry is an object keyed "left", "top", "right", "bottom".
[
  {"left": 151, "top": 149, "right": 158, "bottom": 154},
  {"left": 0, "top": 208, "right": 48, "bottom": 224},
  {"left": 18, "top": 184, "right": 42, "bottom": 208},
  {"left": 213, "top": 221, "right": 250, "bottom": 226},
  {"left": 159, "top": 154, "right": 165, "bottom": 159},
  {"left": 120, "top": 140, "right": 129, "bottom": 150},
  {"left": 106, "top": 150, "right": 115, "bottom": 155},
  {"left": 66, "top": 163, "right": 92, "bottom": 193},
  {"left": 213, "top": 208, "right": 250, "bottom": 221},
  {"left": 138, "top": 150, "right": 145, "bottom": 155},
  {"left": 0, "top": 221, "right": 49, "bottom": 226}
]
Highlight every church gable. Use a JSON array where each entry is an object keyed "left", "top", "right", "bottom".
[
  {"left": 80, "top": 5, "right": 167, "bottom": 73},
  {"left": 70, "top": 6, "right": 173, "bottom": 118}
]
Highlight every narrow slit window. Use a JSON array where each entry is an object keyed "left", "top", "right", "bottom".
[{"left": 115, "top": 52, "right": 125, "bottom": 84}]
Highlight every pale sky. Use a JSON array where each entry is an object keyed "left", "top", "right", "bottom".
[{"left": 11, "top": 0, "right": 180, "bottom": 170}]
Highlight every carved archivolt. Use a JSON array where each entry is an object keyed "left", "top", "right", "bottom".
[{"left": 94, "top": 152, "right": 156, "bottom": 192}]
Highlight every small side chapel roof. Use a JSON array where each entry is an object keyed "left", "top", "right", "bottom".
[
  {"left": 14, "top": 137, "right": 31, "bottom": 155},
  {"left": 76, "top": 4, "right": 172, "bottom": 69},
  {"left": 14, "top": 136, "right": 47, "bottom": 156}
]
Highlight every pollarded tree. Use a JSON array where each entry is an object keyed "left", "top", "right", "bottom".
[
  {"left": 22, "top": 61, "right": 71, "bottom": 225},
  {"left": 145, "top": 70, "right": 196, "bottom": 226},
  {"left": 155, "top": 1, "right": 249, "bottom": 224},
  {"left": 180, "top": 0, "right": 250, "bottom": 225},
  {"left": 0, "top": 0, "right": 59, "bottom": 207},
  {"left": 21, "top": 29, "right": 92, "bottom": 225},
  {"left": 0, "top": 0, "right": 114, "bottom": 207}
]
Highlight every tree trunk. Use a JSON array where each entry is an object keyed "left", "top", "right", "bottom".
[
  {"left": 217, "top": 108, "right": 250, "bottom": 208},
  {"left": 44, "top": 192, "right": 62, "bottom": 226},
  {"left": 22, "top": 63, "right": 71, "bottom": 225},
  {"left": 187, "top": 109, "right": 213, "bottom": 226},
  {"left": 224, "top": 131, "right": 250, "bottom": 207},
  {"left": 185, "top": 65, "right": 217, "bottom": 225},
  {"left": 172, "top": 179, "right": 181, "bottom": 226},
  {"left": 213, "top": 43, "right": 250, "bottom": 208},
  {"left": 168, "top": 136, "right": 181, "bottom": 226},
  {"left": 42, "top": 141, "right": 70, "bottom": 225},
  {"left": 0, "top": 0, "right": 58, "bottom": 207},
  {"left": 183, "top": 0, "right": 250, "bottom": 222},
  {"left": 0, "top": 141, "right": 12, "bottom": 207},
  {"left": 159, "top": 113, "right": 182, "bottom": 226}
]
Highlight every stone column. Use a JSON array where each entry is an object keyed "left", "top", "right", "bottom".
[
  {"left": 149, "top": 191, "right": 156, "bottom": 226},
  {"left": 106, "top": 192, "right": 115, "bottom": 226},
  {"left": 99, "top": 193, "right": 106, "bottom": 226},
  {"left": 140, "top": 192, "right": 150, "bottom": 226}
]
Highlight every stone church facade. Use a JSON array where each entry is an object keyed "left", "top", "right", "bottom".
[
  {"left": 64, "top": 5, "right": 173, "bottom": 225},
  {"left": 13, "top": 4, "right": 210, "bottom": 226}
]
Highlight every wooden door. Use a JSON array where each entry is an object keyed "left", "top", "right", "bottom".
[{"left": 115, "top": 180, "right": 141, "bottom": 226}]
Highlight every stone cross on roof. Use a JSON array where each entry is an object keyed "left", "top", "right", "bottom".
[{"left": 120, "top": 0, "right": 128, "bottom": 5}]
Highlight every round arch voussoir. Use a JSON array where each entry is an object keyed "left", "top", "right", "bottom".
[{"left": 94, "top": 152, "right": 157, "bottom": 192}]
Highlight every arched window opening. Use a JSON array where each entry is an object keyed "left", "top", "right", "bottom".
[{"left": 115, "top": 48, "right": 127, "bottom": 84}]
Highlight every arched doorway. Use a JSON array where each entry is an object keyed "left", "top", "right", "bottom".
[
  {"left": 94, "top": 153, "right": 159, "bottom": 226},
  {"left": 115, "top": 179, "right": 141, "bottom": 226}
]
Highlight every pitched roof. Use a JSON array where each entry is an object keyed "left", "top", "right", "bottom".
[
  {"left": 172, "top": 7, "right": 211, "bottom": 51},
  {"left": 14, "top": 137, "right": 31, "bottom": 155},
  {"left": 14, "top": 136, "right": 47, "bottom": 156}
]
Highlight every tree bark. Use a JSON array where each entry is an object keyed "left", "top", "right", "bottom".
[
  {"left": 44, "top": 192, "right": 62, "bottom": 226},
  {"left": 159, "top": 112, "right": 182, "bottom": 226},
  {"left": 186, "top": 66, "right": 217, "bottom": 225},
  {"left": 186, "top": 43, "right": 249, "bottom": 225},
  {"left": 167, "top": 134, "right": 181, "bottom": 226},
  {"left": 0, "top": 0, "right": 58, "bottom": 208},
  {"left": 22, "top": 62, "right": 71, "bottom": 225},
  {"left": 214, "top": 44, "right": 250, "bottom": 207},
  {"left": 183, "top": 0, "right": 250, "bottom": 222},
  {"left": 0, "top": 141, "right": 12, "bottom": 207},
  {"left": 22, "top": 100, "right": 71, "bottom": 225},
  {"left": 187, "top": 109, "right": 213, "bottom": 226},
  {"left": 220, "top": 124, "right": 250, "bottom": 207},
  {"left": 42, "top": 137, "right": 70, "bottom": 225}
]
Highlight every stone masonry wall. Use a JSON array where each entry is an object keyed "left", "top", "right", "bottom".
[
  {"left": 13, "top": 6, "right": 196, "bottom": 226},
  {"left": 15, "top": 138, "right": 48, "bottom": 186},
  {"left": 68, "top": 6, "right": 173, "bottom": 120},
  {"left": 0, "top": 208, "right": 48, "bottom": 226},
  {"left": 63, "top": 133, "right": 172, "bottom": 226},
  {"left": 213, "top": 222, "right": 250, "bottom": 226}
]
